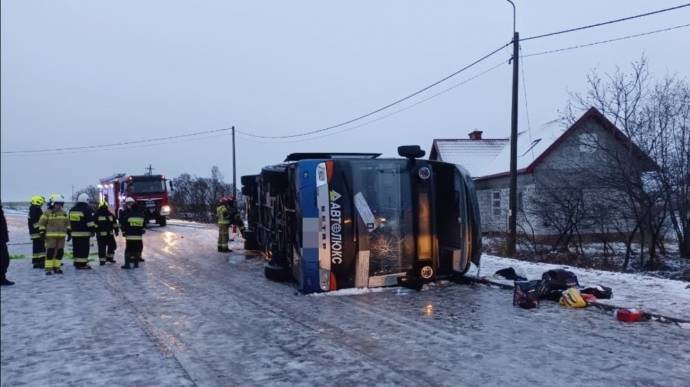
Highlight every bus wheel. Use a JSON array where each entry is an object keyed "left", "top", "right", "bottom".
[
  {"left": 158, "top": 217, "right": 167, "bottom": 227},
  {"left": 264, "top": 263, "right": 291, "bottom": 282}
]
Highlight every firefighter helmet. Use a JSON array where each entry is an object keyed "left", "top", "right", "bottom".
[
  {"left": 48, "top": 193, "right": 65, "bottom": 205},
  {"left": 559, "top": 288, "right": 587, "bottom": 308},
  {"left": 77, "top": 193, "right": 89, "bottom": 203},
  {"left": 31, "top": 195, "right": 45, "bottom": 206},
  {"left": 124, "top": 197, "right": 136, "bottom": 205}
]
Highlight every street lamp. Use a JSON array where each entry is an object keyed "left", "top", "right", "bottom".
[{"left": 506, "top": 0, "right": 519, "bottom": 256}]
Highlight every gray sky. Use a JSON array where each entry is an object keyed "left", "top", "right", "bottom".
[{"left": 2, "top": 0, "right": 689, "bottom": 201}]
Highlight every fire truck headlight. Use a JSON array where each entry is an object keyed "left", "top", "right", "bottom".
[{"left": 161, "top": 205, "right": 171, "bottom": 215}]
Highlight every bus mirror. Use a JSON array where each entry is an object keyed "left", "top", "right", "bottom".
[
  {"left": 168, "top": 180, "right": 175, "bottom": 192},
  {"left": 398, "top": 145, "right": 425, "bottom": 159}
]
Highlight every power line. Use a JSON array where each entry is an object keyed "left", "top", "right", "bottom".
[
  {"left": 1, "top": 131, "right": 232, "bottom": 157},
  {"left": 236, "top": 57, "right": 509, "bottom": 144},
  {"left": 522, "top": 23, "right": 690, "bottom": 58},
  {"left": 237, "top": 42, "right": 511, "bottom": 139},
  {"left": 1, "top": 127, "right": 232, "bottom": 155},
  {"left": 521, "top": 3, "right": 690, "bottom": 41}
]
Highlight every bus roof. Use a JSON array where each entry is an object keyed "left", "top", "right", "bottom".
[{"left": 284, "top": 153, "right": 381, "bottom": 161}]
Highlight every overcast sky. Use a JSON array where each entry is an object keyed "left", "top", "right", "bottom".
[{"left": 2, "top": 0, "right": 689, "bottom": 201}]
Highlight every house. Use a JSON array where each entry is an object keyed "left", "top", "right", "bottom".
[{"left": 429, "top": 107, "right": 657, "bottom": 239}]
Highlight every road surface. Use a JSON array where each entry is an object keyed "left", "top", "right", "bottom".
[{"left": 2, "top": 213, "right": 689, "bottom": 386}]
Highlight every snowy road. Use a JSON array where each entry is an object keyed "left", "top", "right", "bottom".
[{"left": 2, "top": 214, "right": 690, "bottom": 387}]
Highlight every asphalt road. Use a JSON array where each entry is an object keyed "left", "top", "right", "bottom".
[{"left": 2, "top": 214, "right": 689, "bottom": 387}]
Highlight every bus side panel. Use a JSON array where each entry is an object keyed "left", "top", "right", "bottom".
[{"left": 296, "top": 161, "right": 321, "bottom": 294}]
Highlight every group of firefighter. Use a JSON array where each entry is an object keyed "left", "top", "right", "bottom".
[
  {"left": 27, "top": 193, "right": 146, "bottom": 274},
  {"left": 26, "top": 193, "right": 242, "bottom": 274}
]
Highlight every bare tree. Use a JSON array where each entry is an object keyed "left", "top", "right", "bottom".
[
  {"left": 563, "top": 56, "right": 690, "bottom": 266},
  {"left": 169, "top": 166, "right": 235, "bottom": 222},
  {"left": 72, "top": 185, "right": 99, "bottom": 204}
]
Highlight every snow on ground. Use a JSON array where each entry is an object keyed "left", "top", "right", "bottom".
[
  {"left": 3, "top": 214, "right": 690, "bottom": 387},
  {"left": 469, "top": 255, "right": 690, "bottom": 320}
]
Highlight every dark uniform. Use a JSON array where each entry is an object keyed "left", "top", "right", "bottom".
[
  {"left": 68, "top": 202, "right": 96, "bottom": 269},
  {"left": 95, "top": 204, "right": 119, "bottom": 265},
  {"left": 1, "top": 205, "right": 13, "bottom": 285},
  {"left": 119, "top": 204, "right": 145, "bottom": 269},
  {"left": 28, "top": 203, "right": 46, "bottom": 268}
]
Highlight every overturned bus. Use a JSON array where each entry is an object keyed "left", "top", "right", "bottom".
[{"left": 241, "top": 145, "right": 481, "bottom": 294}]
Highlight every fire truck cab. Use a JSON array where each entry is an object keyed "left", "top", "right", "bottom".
[{"left": 99, "top": 173, "right": 172, "bottom": 226}]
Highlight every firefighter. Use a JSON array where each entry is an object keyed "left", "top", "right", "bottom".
[
  {"left": 68, "top": 193, "right": 96, "bottom": 270},
  {"left": 217, "top": 196, "right": 245, "bottom": 252},
  {"left": 28, "top": 195, "right": 46, "bottom": 269},
  {"left": 216, "top": 196, "right": 231, "bottom": 252},
  {"left": 94, "top": 200, "right": 119, "bottom": 265},
  {"left": 38, "top": 194, "right": 70, "bottom": 275},
  {"left": 119, "top": 197, "right": 145, "bottom": 269},
  {"left": 1, "top": 204, "right": 14, "bottom": 286}
]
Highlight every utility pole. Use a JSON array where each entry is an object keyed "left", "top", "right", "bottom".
[
  {"left": 232, "top": 126, "right": 237, "bottom": 197},
  {"left": 146, "top": 164, "right": 154, "bottom": 175},
  {"left": 506, "top": 1, "right": 519, "bottom": 256}
]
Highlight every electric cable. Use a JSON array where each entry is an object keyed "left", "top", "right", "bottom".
[
  {"left": 522, "top": 23, "right": 690, "bottom": 58},
  {"left": 236, "top": 57, "right": 509, "bottom": 144},
  {"left": 520, "top": 3, "right": 690, "bottom": 41},
  {"left": 1, "top": 127, "right": 233, "bottom": 155},
  {"left": 1, "top": 131, "right": 232, "bottom": 157},
  {"left": 237, "top": 42, "right": 511, "bottom": 139}
]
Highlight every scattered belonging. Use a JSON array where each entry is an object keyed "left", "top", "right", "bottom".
[{"left": 495, "top": 267, "right": 527, "bottom": 281}]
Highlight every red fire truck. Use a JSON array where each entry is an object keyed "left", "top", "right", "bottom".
[{"left": 99, "top": 173, "right": 172, "bottom": 226}]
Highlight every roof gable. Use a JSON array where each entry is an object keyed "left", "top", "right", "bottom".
[{"left": 429, "top": 107, "right": 655, "bottom": 179}]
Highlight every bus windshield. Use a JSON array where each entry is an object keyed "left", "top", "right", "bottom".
[
  {"left": 131, "top": 179, "right": 166, "bottom": 194},
  {"left": 349, "top": 160, "right": 415, "bottom": 276}
]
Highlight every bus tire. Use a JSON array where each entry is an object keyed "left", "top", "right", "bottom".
[
  {"left": 264, "top": 263, "right": 291, "bottom": 282},
  {"left": 158, "top": 217, "right": 167, "bottom": 227}
]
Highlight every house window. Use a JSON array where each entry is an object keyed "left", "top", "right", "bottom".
[
  {"left": 492, "top": 191, "right": 501, "bottom": 216},
  {"left": 578, "top": 132, "right": 598, "bottom": 153}
]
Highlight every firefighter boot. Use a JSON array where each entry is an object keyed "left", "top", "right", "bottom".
[
  {"left": 133, "top": 256, "right": 139, "bottom": 268},
  {"left": 121, "top": 256, "right": 131, "bottom": 269}
]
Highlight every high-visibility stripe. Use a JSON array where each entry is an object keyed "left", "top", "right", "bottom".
[
  {"left": 46, "top": 232, "right": 66, "bottom": 237},
  {"left": 30, "top": 233, "right": 41, "bottom": 239},
  {"left": 71, "top": 231, "right": 91, "bottom": 237},
  {"left": 33, "top": 222, "right": 40, "bottom": 228},
  {"left": 98, "top": 231, "right": 110, "bottom": 236},
  {"left": 69, "top": 212, "right": 84, "bottom": 221},
  {"left": 32, "top": 253, "right": 45, "bottom": 258},
  {"left": 98, "top": 216, "right": 107, "bottom": 221},
  {"left": 218, "top": 220, "right": 230, "bottom": 225},
  {"left": 86, "top": 222, "right": 96, "bottom": 227},
  {"left": 125, "top": 235, "right": 143, "bottom": 241},
  {"left": 39, "top": 226, "right": 46, "bottom": 231},
  {"left": 74, "top": 257, "right": 89, "bottom": 263},
  {"left": 128, "top": 217, "right": 145, "bottom": 227}
]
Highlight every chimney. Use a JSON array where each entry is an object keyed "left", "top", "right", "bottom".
[{"left": 468, "top": 130, "right": 483, "bottom": 140}]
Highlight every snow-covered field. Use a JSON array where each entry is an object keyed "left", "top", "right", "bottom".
[{"left": 2, "top": 214, "right": 690, "bottom": 386}]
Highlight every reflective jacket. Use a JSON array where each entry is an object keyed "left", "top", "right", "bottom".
[
  {"left": 119, "top": 207, "right": 145, "bottom": 240},
  {"left": 38, "top": 207, "right": 70, "bottom": 239},
  {"left": 95, "top": 206, "right": 119, "bottom": 236},
  {"left": 217, "top": 205, "right": 244, "bottom": 229},
  {"left": 69, "top": 202, "right": 96, "bottom": 237},
  {"left": 28, "top": 204, "right": 43, "bottom": 240}
]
